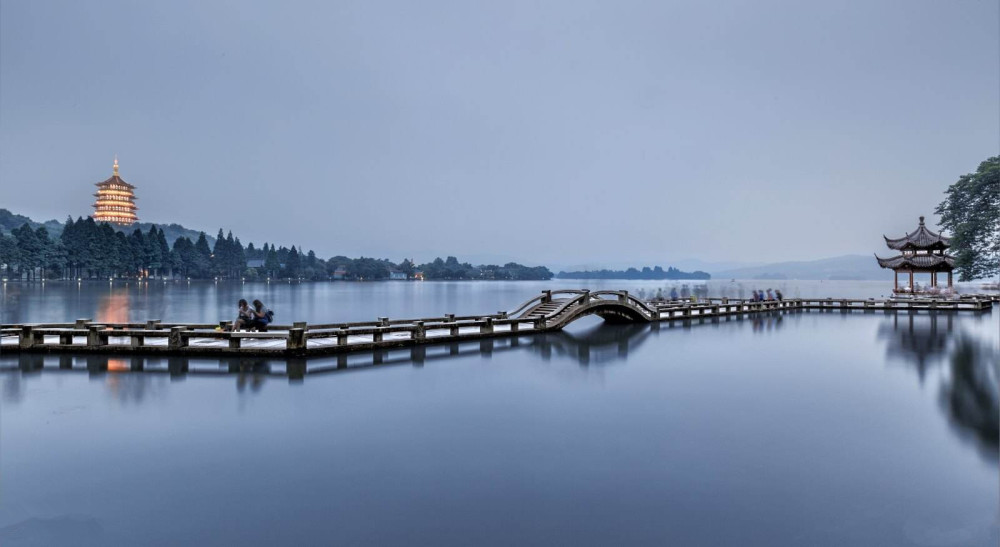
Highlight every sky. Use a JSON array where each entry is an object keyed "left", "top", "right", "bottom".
[{"left": 1, "top": 0, "right": 997, "bottom": 268}]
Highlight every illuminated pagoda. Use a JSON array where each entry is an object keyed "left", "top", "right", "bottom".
[
  {"left": 92, "top": 157, "right": 138, "bottom": 226},
  {"left": 876, "top": 216, "right": 954, "bottom": 293}
]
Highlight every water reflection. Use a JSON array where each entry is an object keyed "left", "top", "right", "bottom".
[
  {"left": 940, "top": 335, "right": 999, "bottom": 464},
  {"left": 879, "top": 311, "right": 999, "bottom": 464}
]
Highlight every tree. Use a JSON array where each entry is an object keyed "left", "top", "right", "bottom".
[
  {"left": 936, "top": 156, "right": 1000, "bottom": 281},
  {"left": 286, "top": 246, "right": 301, "bottom": 278}
]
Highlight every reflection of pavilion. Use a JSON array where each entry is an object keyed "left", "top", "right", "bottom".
[
  {"left": 878, "top": 312, "right": 954, "bottom": 382},
  {"left": 877, "top": 311, "right": 998, "bottom": 464}
]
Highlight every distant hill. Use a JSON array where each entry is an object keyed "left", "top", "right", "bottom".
[
  {"left": 0, "top": 209, "right": 64, "bottom": 238},
  {"left": 713, "top": 255, "right": 886, "bottom": 280},
  {"left": 0, "top": 209, "right": 215, "bottom": 247}
]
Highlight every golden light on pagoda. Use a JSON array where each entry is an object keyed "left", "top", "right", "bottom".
[{"left": 92, "top": 156, "right": 139, "bottom": 225}]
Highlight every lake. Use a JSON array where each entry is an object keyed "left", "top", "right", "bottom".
[{"left": 1, "top": 281, "right": 997, "bottom": 546}]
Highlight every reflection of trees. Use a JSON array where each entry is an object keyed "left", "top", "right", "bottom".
[
  {"left": 879, "top": 311, "right": 998, "bottom": 464},
  {"left": 939, "top": 336, "right": 999, "bottom": 464}
]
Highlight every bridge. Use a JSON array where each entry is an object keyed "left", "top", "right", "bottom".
[{"left": 2, "top": 289, "right": 995, "bottom": 359}]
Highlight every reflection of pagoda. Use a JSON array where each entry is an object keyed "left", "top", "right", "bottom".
[
  {"left": 879, "top": 313, "right": 953, "bottom": 382},
  {"left": 92, "top": 157, "right": 138, "bottom": 226},
  {"left": 876, "top": 216, "right": 954, "bottom": 293}
]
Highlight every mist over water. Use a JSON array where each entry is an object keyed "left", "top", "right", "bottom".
[{"left": 2, "top": 282, "right": 997, "bottom": 546}]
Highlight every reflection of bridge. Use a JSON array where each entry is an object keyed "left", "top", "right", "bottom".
[{"left": 2, "top": 289, "right": 995, "bottom": 359}]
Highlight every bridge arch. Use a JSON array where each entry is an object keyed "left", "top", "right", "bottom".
[{"left": 550, "top": 300, "right": 653, "bottom": 328}]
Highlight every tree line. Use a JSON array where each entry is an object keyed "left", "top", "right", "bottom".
[
  {"left": 0, "top": 216, "right": 552, "bottom": 281},
  {"left": 556, "top": 265, "right": 710, "bottom": 280}
]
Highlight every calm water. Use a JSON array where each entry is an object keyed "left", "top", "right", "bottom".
[{"left": 1, "top": 281, "right": 997, "bottom": 546}]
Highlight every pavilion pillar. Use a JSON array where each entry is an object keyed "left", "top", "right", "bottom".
[
  {"left": 947, "top": 271, "right": 953, "bottom": 288},
  {"left": 931, "top": 272, "right": 937, "bottom": 287},
  {"left": 908, "top": 271, "right": 914, "bottom": 292},
  {"left": 894, "top": 271, "right": 898, "bottom": 291}
]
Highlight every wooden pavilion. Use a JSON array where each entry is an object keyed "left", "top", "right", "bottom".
[{"left": 876, "top": 216, "right": 954, "bottom": 293}]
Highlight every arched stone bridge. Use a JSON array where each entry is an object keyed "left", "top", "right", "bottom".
[{"left": 507, "top": 289, "right": 658, "bottom": 328}]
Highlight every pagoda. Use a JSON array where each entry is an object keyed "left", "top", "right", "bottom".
[
  {"left": 92, "top": 157, "right": 138, "bottom": 226},
  {"left": 876, "top": 216, "right": 954, "bottom": 293}
]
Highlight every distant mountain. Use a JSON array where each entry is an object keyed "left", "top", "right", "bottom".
[
  {"left": 713, "top": 255, "right": 886, "bottom": 280},
  {"left": 0, "top": 209, "right": 215, "bottom": 247}
]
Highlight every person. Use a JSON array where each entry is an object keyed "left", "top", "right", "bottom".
[
  {"left": 775, "top": 289, "right": 784, "bottom": 302},
  {"left": 248, "top": 299, "right": 273, "bottom": 331},
  {"left": 228, "top": 299, "right": 254, "bottom": 332},
  {"left": 751, "top": 290, "right": 759, "bottom": 302},
  {"left": 670, "top": 287, "right": 679, "bottom": 300},
  {"left": 766, "top": 289, "right": 774, "bottom": 301}
]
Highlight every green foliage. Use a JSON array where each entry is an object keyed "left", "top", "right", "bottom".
[
  {"left": 2, "top": 210, "right": 556, "bottom": 282},
  {"left": 935, "top": 156, "right": 1000, "bottom": 281}
]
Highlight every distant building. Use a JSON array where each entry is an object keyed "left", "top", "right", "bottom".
[
  {"left": 246, "top": 259, "right": 265, "bottom": 269},
  {"left": 332, "top": 266, "right": 348, "bottom": 280},
  {"left": 389, "top": 270, "right": 407, "bottom": 280},
  {"left": 92, "top": 157, "right": 138, "bottom": 226}
]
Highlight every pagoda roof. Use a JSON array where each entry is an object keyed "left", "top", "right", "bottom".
[
  {"left": 875, "top": 253, "right": 955, "bottom": 270},
  {"left": 883, "top": 216, "right": 950, "bottom": 250},
  {"left": 95, "top": 174, "right": 136, "bottom": 189}
]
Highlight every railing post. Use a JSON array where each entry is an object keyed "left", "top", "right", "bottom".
[
  {"left": 378, "top": 317, "right": 389, "bottom": 327},
  {"left": 450, "top": 322, "right": 460, "bottom": 336},
  {"left": 580, "top": 290, "right": 590, "bottom": 305},
  {"left": 59, "top": 331, "right": 74, "bottom": 345},
  {"left": 75, "top": 318, "right": 93, "bottom": 328},
  {"left": 228, "top": 335, "right": 241, "bottom": 349},
  {"left": 294, "top": 321, "right": 308, "bottom": 330},
  {"left": 131, "top": 334, "right": 145, "bottom": 348},
  {"left": 541, "top": 290, "right": 552, "bottom": 303},
  {"left": 87, "top": 325, "right": 108, "bottom": 347},
  {"left": 413, "top": 321, "right": 425, "bottom": 341},
  {"left": 510, "top": 321, "right": 519, "bottom": 333},
  {"left": 619, "top": 290, "right": 628, "bottom": 303},
  {"left": 373, "top": 328, "right": 384, "bottom": 343},
  {"left": 19, "top": 326, "right": 35, "bottom": 349},
  {"left": 497, "top": 311, "right": 508, "bottom": 319},
  {"left": 445, "top": 313, "right": 455, "bottom": 322},
  {"left": 481, "top": 317, "right": 494, "bottom": 334},
  {"left": 287, "top": 328, "right": 306, "bottom": 353},
  {"left": 146, "top": 319, "right": 162, "bottom": 330},
  {"left": 168, "top": 326, "right": 188, "bottom": 349},
  {"left": 337, "top": 328, "right": 349, "bottom": 345},
  {"left": 534, "top": 317, "right": 546, "bottom": 330}
]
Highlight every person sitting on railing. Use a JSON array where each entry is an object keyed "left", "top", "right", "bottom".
[
  {"left": 766, "top": 289, "right": 775, "bottom": 301},
  {"left": 227, "top": 299, "right": 254, "bottom": 332},
  {"left": 775, "top": 289, "right": 784, "bottom": 302},
  {"left": 248, "top": 299, "right": 274, "bottom": 331}
]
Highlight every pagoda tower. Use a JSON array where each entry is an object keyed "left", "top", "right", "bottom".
[
  {"left": 92, "top": 157, "right": 139, "bottom": 226},
  {"left": 876, "top": 216, "right": 954, "bottom": 293}
]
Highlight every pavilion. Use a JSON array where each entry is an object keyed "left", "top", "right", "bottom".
[{"left": 876, "top": 216, "right": 954, "bottom": 293}]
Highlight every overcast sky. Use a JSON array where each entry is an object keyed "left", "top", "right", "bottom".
[{"left": 1, "top": 0, "right": 997, "bottom": 267}]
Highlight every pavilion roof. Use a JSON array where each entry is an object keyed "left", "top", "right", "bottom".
[
  {"left": 95, "top": 174, "right": 136, "bottom": 190},
  {"left": 875, "top": 253, "right": 955, "bottom": 270},
  {"left": 883, "top": 216, "right": 950, "bottom": 250}
]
